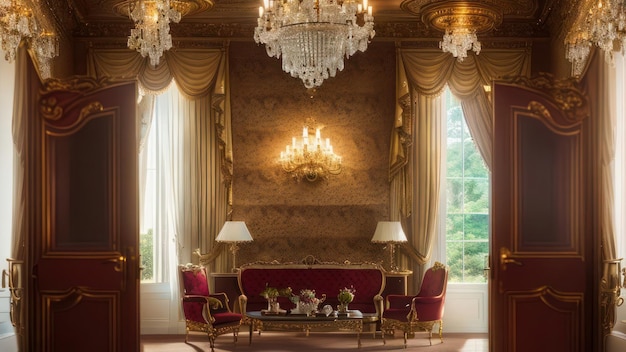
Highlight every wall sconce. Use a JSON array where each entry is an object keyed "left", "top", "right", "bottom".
[
  {"left": 371, "top": 221, "right": 408, "bottom": 272},
  {"left": 215, "top": 221, "right": 253, "bottom": 271},
  {"left": 279, "top": 121, "right": 342, "bottom": 182}
]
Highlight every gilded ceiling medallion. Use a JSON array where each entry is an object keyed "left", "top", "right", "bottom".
[
  {"left": 420, "top": 1, "right": 503, "bottom": 34},
  {"left": 400, "top": 0, "right": 537, "bottom": 18},
  {"left": 113, "top": 0, "right": 214, "bottom": 18}
]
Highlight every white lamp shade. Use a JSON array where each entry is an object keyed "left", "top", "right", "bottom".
[
  {"left": 371, "top": 221, "right": 407, "bottom": 243},
  {"left": 216, "top": 221, "right": 253, "bottom": 242}
]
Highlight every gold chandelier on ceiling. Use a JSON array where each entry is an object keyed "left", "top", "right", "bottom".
[
  {"left": 121, "top": 0, "right": 213, "bottom": 66},
  {"left": 420, "top": 1, "right": 502, "bottom": 62},
  {"left": 280, "top": 121, "right": 342, "bottom": 182},
  {"left": 0, "top": 0, "right": 59, "bottom": 77},
  {"left": 565, "top": 0, "right": 626, "bottom": 76},
  {"left": 254, "top": 0, "right": 375, "bottom": 89}
]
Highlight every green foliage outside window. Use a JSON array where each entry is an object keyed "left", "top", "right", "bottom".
[
  {"left": 445, "top": 91, "right": 489, "bottom": 283},
  {"left": 140, "top": 229, "right": 154, "bottom": 282}
]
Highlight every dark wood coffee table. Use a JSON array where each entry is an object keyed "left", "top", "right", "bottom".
[{"left": 245, "top": 310, "right": 378, "bottom": 348}]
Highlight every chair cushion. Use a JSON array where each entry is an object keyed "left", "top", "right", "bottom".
[
  {"left": 182, "top": 269, "right": 210, "bottom": 296},
  {"left": 383, "top": 308, "right": 409, "bottom": 322},
  {"left": 213, "top": 312, "right": 242, "bottom": 325}
]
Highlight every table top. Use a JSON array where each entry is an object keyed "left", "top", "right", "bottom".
[{"left": 246, "top": 310, "right": 375, "bottom": 321}]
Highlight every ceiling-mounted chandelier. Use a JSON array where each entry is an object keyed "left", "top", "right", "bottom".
[
  {"left": 122, "top": 0, "right": 212, "bottom": 66},
  {"left": 254, "top": 0, "right": 375, "bottom": 89},
  {"left": 0, "top": 0, "right": 59, "bottom": 77},
  {"left": 440, "top": 28, "right": 481, "bottom": 62},
  {"left": 420, "top": 1, "right": 501, "bottom": 62},
  {"left": 565, "top": 0, "right": 626, "bottom": 76},
  {"left": 279, "top": 121, "right": 342, "bottom": 182},
  {"left": 127, "top": 0, "right": 181, "bottom": 66}
]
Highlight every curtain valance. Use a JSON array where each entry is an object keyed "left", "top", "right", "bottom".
[
  {"left": 87, "top": 48, "right": 224, "bottom": 99},
  {"left": 400, "top": 48, "right": 531, "bottom": 99}
]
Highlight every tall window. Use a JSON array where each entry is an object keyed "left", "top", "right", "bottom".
[
  {"left": 139, "top": 82, "right": 183, "bottom": 283},
  {"left": 443, "top": 87, "right": 490, "bottom": 283}
]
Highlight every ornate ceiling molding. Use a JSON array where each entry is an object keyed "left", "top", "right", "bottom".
[
  {"left": 59, "top": 0, "right": 554, "bottom": 41},
  {"left": 73, "top": 20, "right": 549, "bottom": 41},
  {"left": 112, "top": 0, "right": 214, "bottom": 18},
  {"left": 420, "top": 1, "right": 503, "bottom": 34},
  {"left": 400, "top": 0, "right": 539, "bottom": 19}
]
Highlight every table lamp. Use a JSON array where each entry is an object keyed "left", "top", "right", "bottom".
[
  {"left": 216, "top": 221, "right": 253, "bottom": 271},
  {"left": 371, "top": 221, "right": 407, "bottom": 272}
]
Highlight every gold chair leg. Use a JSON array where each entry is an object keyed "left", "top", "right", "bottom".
[
  {"left": 208, "top": 335, "right": 215, "bottom": 352},
  {"left": 403, "top": 331, "right": 408, "bottom": 348},
  {"left": 439, "top": 320, "right": 444, "bottom": 343}
]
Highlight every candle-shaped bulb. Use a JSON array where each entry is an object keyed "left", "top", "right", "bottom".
[
  {"left": 326, "top": 138, "right": 330, "bottom": 148},
  {"left": 259, "top": 6, "right": 264, "bottom": 17},
  {"left": 368, "top": 5, "right": 372, "bottom": 16},
  {"left": 292, "top": 137, "right": 296, "bottom": 148},
  {"left": 303, "top": 127, "right": 308, "bottom": 137},
  {"left": 316, "top": 128, "right": 321, "bottom": 139},
  {"left": 358, "top": 4, "right": 362, "bottom": 12},
  {"left": 363, "top": 0, "right": 368, "bottom": 10}
]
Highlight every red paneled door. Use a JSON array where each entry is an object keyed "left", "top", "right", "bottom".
[
  {"left": 490, "top": 75, "right": 595, "bottom": 352},
  {"left": 29, "top": 71, "right": 139, "bottom": 350}
]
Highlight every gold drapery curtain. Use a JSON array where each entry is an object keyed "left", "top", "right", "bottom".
[
  {"left": 87, "top": 47, "right": 232, "bottom": 272},
  {"left": 583, "top": 50, "right": 619, "bottom": 335},
  {"left": 391, "top": 47, "right": 531, "bottom": 291},
  {"left": 10, "top": 45, "right": 32, "bottom": 352}
]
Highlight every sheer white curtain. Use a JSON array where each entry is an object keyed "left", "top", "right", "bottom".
[{"left": 147, "top": 82, "right": 184, "bottom": 286}]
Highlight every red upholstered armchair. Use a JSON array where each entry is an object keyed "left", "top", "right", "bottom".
[
  {"left": 381, "top": 262, "right": 449, "bottom": 348},
  {"left": 178, "top": 264, "right": 242, "bottom": 351}
]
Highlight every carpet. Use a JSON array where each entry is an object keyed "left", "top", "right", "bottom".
[{"left": 141, "top": 331, "right": 488, "bottom": 352}]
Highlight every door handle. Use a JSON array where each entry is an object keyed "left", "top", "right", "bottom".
[
  {"left": 500, "top": 247, "right": 522, "bottom": 271},
  {"left": 105, "top": 255, "right": 126, "bottom": 272},
  {"left": 104, "top": 254, "right": 127, "bottom": 291}
]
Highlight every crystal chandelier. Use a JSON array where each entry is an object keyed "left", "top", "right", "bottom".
[
  {"left": 565, "top": 0, "right": 626, "bottom": 76},
  {"left": 440, "top": 28, "right": 481, "bottom": 62},
  {"left": 254, "top": 0, "right": 375, "bottom": 89},
  {"left": 127, "top": 0, "right": 182, "bottom": 67},
  {"left": 280, "top": 123, "right": 342, "bottom": 182},
  {"left": 0, "top": 0, "right": 58, "bottom": 76},
  {"left": 420, "top": 2, "right": 501, "bottom": 63}
]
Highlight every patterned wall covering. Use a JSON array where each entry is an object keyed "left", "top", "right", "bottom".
[{"left": 230, "top": 41, "right": 396, "bottom": 266}]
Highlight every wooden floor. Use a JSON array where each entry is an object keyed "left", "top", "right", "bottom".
[{"left": 141, "top": 331, "right": 488, "bottom": 352}]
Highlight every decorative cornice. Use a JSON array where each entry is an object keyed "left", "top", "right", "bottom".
[{"left": 74, "top": 20, "right": 550, "bottom": 42}]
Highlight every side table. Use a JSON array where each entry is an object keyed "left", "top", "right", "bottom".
[{"left": 383, "top": 271, "right": 412, "bottom": 297}]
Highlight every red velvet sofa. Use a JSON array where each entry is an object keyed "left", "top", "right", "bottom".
[{"left": 237, "top": 256, "right": 385, "bottom": 319}]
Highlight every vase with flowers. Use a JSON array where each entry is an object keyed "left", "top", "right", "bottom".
[
  {"left": 337, "top": 286, "right": 356, "bottom": 313},
  {"left": 289, "top": 289, "right": 326, "bottom": 316},
  {"left": 260, "top": 284, "right": 292, "bottom": 314}
]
